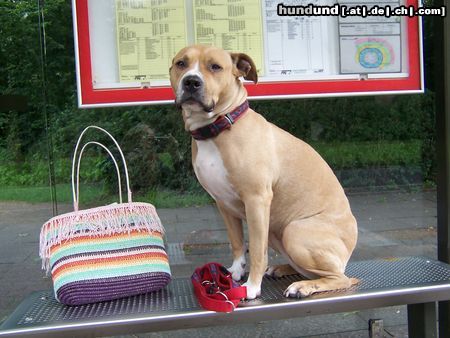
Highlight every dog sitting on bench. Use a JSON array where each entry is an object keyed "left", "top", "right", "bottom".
[{"left": 169, "top": 45, "right": 358, "bottom": 300}]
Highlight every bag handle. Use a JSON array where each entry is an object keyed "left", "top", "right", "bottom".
[
  {"left": 71, "top": 126, "right": 132, "bottom": 211},
  {"left": 76, "top": 141, "right": 123, "bottom": 205}
]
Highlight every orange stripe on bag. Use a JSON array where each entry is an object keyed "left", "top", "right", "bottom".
[{"left": 49, "top": 230, "right": 163, "bottom": 254}]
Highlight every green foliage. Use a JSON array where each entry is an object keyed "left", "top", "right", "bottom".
[
  {"left": 252, "top": 94, "right": 425, "bottom": 143},
  {"left": 137, "top": 189, "right": 212, "bottom": 208},
  {"left": 313, "top": 140, "right": 421, "bottom": 169},
  {"left": 0, "top": 0, "right": 439, "bottom": 200},
  {"left": 0, "top": 0, "right": 75, "bottom": 160},
  {"left": 0, "top": 139, "right": 424, "bottom": 187},
  {"left": 0, "top": 183, "right": 212, "bottom": 208},
  {"left": 420, "top": 91, "right": 437, "bottom": 183},
  {"left": 0, "top": 183, "right": 109, "bottom": 205},
  {"left": 0, "top": 156, "right": 105, "bottom": 186}
]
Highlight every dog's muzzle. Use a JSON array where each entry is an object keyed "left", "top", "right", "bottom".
[{"left": 177, "top": 75, "right": 215, "bottom": 112}]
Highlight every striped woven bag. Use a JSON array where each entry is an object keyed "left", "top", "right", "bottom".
[{"left": 39, "top": 126, "right": 171, "bottom": 305}]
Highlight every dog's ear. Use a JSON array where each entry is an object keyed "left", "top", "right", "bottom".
[{"left": 230, "top": 53, "right": 258, "bottom": 84}]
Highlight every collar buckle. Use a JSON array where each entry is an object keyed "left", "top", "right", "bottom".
[{"left": 224, "top": 113, "right": 234, "bottom": 125}]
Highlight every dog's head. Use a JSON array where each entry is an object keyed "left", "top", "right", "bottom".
[{"left": 169, "top": 45, "right": 257, "bottom": 129}]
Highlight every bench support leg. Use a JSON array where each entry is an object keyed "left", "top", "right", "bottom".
[
  {"left": 407, "top": 303, "right": 437, "bottom": 338},
  {"left": 368, "top": 319, "right": 384, "bottom": 338},
  {"left": 439, "top": 301, "right": 450, "bottom": 338}
]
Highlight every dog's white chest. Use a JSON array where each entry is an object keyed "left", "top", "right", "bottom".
[{"left": 193, "top": 140, "right": 240, "bottom": 211}]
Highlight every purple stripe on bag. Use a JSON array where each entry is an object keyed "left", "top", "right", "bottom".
[{"left": 56, "top": 272, "right": 171, "bottom": 306}]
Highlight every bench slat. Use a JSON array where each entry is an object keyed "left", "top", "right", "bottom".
[{"left": 1, "top": 257, "right": 450, "bottom": 337}]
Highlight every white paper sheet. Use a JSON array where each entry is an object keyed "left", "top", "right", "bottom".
[{"left": 264, "top": 0, "right": 330, "bottom": 76}]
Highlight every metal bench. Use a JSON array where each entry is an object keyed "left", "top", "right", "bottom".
[{"left": 0, "top": 256, "right": 449, "bottom": 337}]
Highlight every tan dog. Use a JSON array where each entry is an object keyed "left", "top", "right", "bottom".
[{"left": 169, "top": 45, "right": 358, "bottom": 300}]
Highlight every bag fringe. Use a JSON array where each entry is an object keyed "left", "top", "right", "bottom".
[{"left": 39, "top": 202, "right": 165, "bottom": 273}]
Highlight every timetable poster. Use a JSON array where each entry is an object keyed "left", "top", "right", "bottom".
[
  {"left": 116, "top": 0, "right": 188, "bottom": 82},
  {"left": 193, "top": 0, "right": 265, "bottom": 75},
  {"left": 113, "top": 0, "right": 407, "bottom": 83},
  {"left": 264, "top": 0, "right": 330, "bottom": 76}
]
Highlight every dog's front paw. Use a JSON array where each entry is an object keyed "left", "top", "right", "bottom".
[
  {"left": 228, "top": 255, "right": 246, "bottom": 281},
  {"left": 242, "top": 280, "right": 261, "bottom": 300}
]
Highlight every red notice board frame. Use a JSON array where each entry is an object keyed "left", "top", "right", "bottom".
[{"left": 73, "top": 0, "right": 423, "bottom": 108}]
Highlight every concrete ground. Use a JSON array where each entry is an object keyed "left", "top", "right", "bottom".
[{"left": 0, "top": 190, "right": 438, "bottom": 337}]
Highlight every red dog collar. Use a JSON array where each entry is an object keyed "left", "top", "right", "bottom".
[{"left": 190, "top": 100, "right": 249, "bottom": 140}]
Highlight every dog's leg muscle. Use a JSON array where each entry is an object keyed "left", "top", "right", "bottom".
[
  {"left": 242, "top": 192, "right": 272, "bottom": 299},
  {"left": 217, "top": 202, "right": 246, "bottom": 281},
  {"left": 280, "top": 216, "right": 357, "bottom": 298}
]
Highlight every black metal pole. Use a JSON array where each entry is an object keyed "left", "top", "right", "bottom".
[
  {"left": 435, "top": 1, "right": 450, "bottom": 336},
  {"left": 37, "top": 0, "right": 58, "bottom": 216},
  {"left": 408, "top": 303, "right": 438, "bottom": 338}
]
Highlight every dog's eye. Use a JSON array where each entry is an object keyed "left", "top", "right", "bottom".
[
  {"left": 176, "top": 60, "right": 186, "bottom": 69},
  {"left": 210, "top": 64, "right": 222, "bottom": 72}
]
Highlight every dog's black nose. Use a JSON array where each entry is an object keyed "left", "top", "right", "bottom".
[{"left": 182, "top": 75, "right": 203, "bottom": 93}]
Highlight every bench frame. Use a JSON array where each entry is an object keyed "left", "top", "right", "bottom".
[{"left": 1, "top": 257, "right": 450, "bottom": 337}]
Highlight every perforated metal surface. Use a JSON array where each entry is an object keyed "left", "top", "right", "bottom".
[
  {"left": 348, "top": 257, "right": 450, "bottom": 288},
  {"left": 1, "top": 257, "right": 450, "bottom": 337},
  {"left": 15, "top": 279, "right": 199, "bottom": 326}
]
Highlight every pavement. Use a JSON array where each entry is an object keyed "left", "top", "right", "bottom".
[{"left": 0, "top": 189, "right": 438, "bottom": 337}]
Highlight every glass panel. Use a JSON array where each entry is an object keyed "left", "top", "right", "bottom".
[{"left": 0, "top": 0, "right": 438, "bottom": 336}]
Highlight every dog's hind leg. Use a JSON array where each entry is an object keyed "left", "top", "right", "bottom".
[
  {"left": 265, "top": 264, "right": 298, "bottom": 278},
  {"left": 266, "top": 233, "right": 304, "bottom": 278},
  {"left": 280, "top": 215, "right": 358, "bottom": 298},
  {"left": 284, "top": 274, "right": 359, "bottom": 298},
  {"left": 217, "top": 202, "right": 246, "bottom": 281}
]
